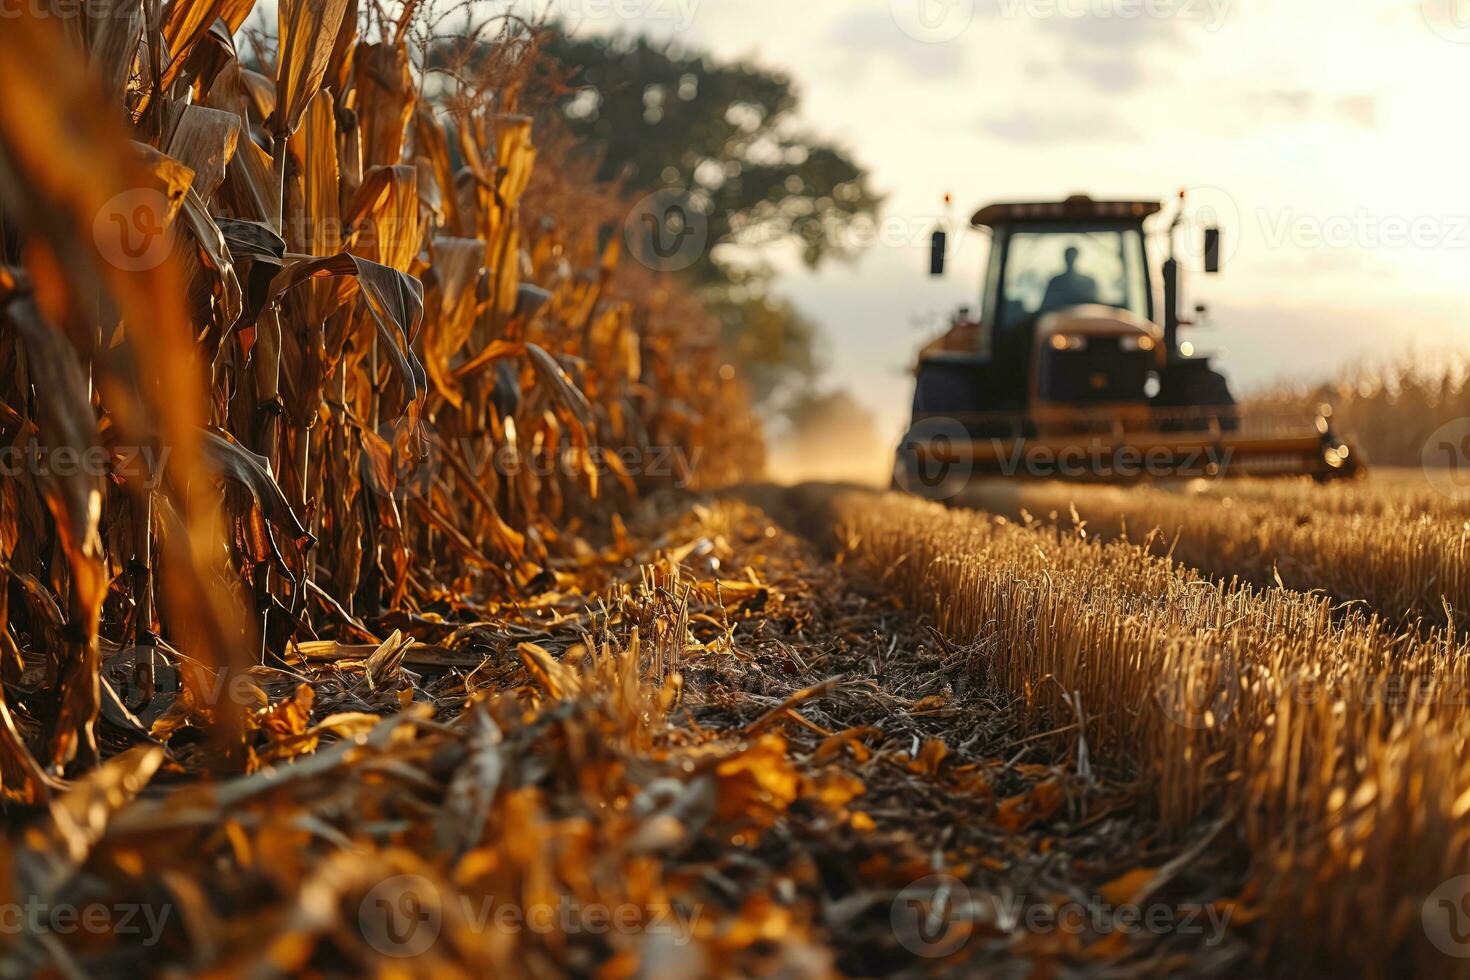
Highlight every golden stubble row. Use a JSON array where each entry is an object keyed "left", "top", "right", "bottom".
[
  {"left": 957, "top": 477, "right": 1470, "bottom": 629},
  {"left": 816, "top": 486, "right": 1470, "bottom": 977}
]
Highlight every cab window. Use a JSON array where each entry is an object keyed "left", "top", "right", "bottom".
[{"left": 993, "top": 227, "right": 1148, "bottom": 330}]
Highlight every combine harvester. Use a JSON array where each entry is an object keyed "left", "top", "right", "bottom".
[{"left": 894, "top": 193, "right": 1360, "bottom": 496}]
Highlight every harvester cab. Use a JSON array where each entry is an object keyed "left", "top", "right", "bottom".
[{"left": 895, "top": 192, "right": 1360, "bottom": 494}]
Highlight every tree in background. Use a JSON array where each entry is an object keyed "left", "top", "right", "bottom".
[
  {"left": 538, "top": 30, "right": 881, "bottom": 417},
  {"left": 705, "top": 276, "right": 819, "bottom": 408}
]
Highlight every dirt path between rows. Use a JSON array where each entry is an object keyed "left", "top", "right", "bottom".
[{"left": 690, "top": 485, "right": 1253, "bottom": 976}]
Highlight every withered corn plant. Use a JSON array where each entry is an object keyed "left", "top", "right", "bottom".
[
  {"left": 1252, "top": 357, "right": 1470, "bottom": 469},
  {"left": 0, "top": 0, "right": 760, "bottom": 796}
]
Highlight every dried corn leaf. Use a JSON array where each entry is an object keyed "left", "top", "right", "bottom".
[{"left": 271, "top": 0, "right": 351, "bottom": 137}]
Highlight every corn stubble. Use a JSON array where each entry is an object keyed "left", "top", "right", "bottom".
[
  {"left": 960, "top": 475, "right": 1470, "bottom": 629},
  {"left": 819, "top": 482, "right": 1470, "bottom": 977}
]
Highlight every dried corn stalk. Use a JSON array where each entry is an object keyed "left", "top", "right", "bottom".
[{"left": 0, "top": 1, "right": 760, "bottom": 795}]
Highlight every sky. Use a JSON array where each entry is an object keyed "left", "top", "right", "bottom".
[{"left": 529, "top": 0, "right": 1470, "bottom": 441}]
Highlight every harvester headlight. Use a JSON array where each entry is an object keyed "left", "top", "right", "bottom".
[
  {"left": 1049, "top": 333, "right": 1088, "bottom": 352},
  {"left": 1119, "top": 334, "right": 1156, "bottom": 353}
]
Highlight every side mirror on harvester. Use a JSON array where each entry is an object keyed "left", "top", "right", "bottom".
[
  {"left": 930, "top": 228, "right": 947, "bottom": 277},
  {"left": 1203, "top": 227, "right": 1222, "bottom": 274}
]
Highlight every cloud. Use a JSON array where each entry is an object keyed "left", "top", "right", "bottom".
[
  {"left": 1008, "top": 2, "right": 1237, "bottom": 93},
  {"left": 1252, "top": 89, "right": 1315, "bottom": 114},
  {"left": 980, "top": 107, "right": 1137, "bottom": 144},
  {"left": 1336, "top": 95, "right": 1377, "bottom": 128},
  {"left": 1030, "top": 10, "right": 1185, "bottom": 49},
  {"left": 824, "top": 8, "right": 970, "bottom": 80},
  {"left": 1247, "top": 90, "right": 1379, "bottom": 128},
  {"left": 1066, "top": 53, "right": 1150, "bottom": 91}
]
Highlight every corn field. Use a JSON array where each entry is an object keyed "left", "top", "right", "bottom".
[
  {"left": 0, "top": 0, "right": 759, "bottom": 789},
  {"left": 3, "top": 0, "right": 1470, "bottom": 976},
  {"left": 1251, "top": 355, "right": 1470, "bottom": 470}
]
